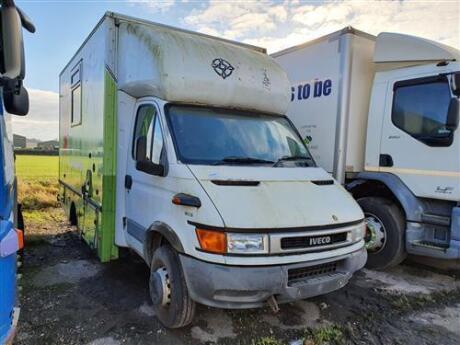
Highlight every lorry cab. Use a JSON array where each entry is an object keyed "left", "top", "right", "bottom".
[
  {"left": 365, "top": 35, "right": 460, "bottom": 260},
  {"left": 0, "top": 1, "right": 34, "bottom": 343},
  {"left": 273, "top": 28, "right": 460, "bottom": 269},
  {"left": 59, "top": 13, "right": 367, "bottom": 328},
  {"left": 118, "top": 97, "right": 367, "bottom": 327}
]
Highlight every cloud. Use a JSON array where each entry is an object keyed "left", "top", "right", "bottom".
[
  {"left": 185, "top": 0, "right": 289, "bottom": 39},
  {"left": 127, "top": 0, "right": 175, "bottom": 13},
  {"left": 183, "top": 0, "right": 460, "bottom": 53},
  {"left": 12, "top": 89, "right": 59, "bottom": 141}
]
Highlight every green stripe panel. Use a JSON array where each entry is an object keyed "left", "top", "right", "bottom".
[{"left": 99, "top": 69, "right": 119, "bottom": 262}]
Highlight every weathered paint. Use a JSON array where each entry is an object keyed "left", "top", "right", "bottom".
[
  {"left": 116, "top": 18, "right": 290, "bottom": 115},
  {"left": 188, "top": 165, "right": 363, "bottom": 229}
]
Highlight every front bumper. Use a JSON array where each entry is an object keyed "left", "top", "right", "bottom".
[{"left": 180, "top": 247, "right": 367, "bottom": 309}]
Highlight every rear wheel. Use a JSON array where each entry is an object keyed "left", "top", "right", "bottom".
[
  {"left": 149, "top": 245, "right": 195, "bottom": 328},
  {"left": 358, "top": 197, "right": 407, "bottom": 269},
  {"left": 69, "top": 202, "right": 78, "bottom": 226}
]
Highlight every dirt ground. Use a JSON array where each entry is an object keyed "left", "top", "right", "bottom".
[{"left": 15, "top": 208, "right": 460, "bottom": 345}]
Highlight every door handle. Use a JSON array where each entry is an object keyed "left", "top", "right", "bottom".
[
  {"left": 379, "top": 154, "right": 394, "bottom": 167},
  {"left": 125, "top": 175, "right": 133, "bottom": 190}
]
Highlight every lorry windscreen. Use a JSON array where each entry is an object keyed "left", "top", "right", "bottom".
[{"left": 166, "top": 105, "right": 315, "bottom": 167}]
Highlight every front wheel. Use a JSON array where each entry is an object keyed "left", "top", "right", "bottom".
[
  {"left": 358, "top": 197, "right": 407, "bottom": 270},
  {"left": 149, "top": 245, "right": 196, "bottom": 328}
]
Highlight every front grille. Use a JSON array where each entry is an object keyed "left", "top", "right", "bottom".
[
  {"left": 281, "top": 232, "right": 348, "bottom": 250},
  {"left": 288, "top": 261, "right": 340, "bottom": 285}
]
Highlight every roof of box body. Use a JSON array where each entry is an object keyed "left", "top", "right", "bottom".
[
  {"left": 61, "top": 12, "right": 290, "bottom": 115},
  {"left": 271, "top": 26, "right": 376, "bottom": 58},
  {"left": 374, "top": 32, "right": 460, "bottom": 63},
  {"left": 60, "top": 12, "right": 266, "bottom": 75},
  {"left": 272, "top": 27, "right": 459, "bottom": 64}
]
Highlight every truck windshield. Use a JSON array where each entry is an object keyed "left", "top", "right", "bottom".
[{"left": 166, "top": 105, "right": 315, "bottom": 167}]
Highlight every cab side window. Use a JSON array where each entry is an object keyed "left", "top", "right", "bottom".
[
  {"left": 392, "top": 77, "right": 452, "bottom": 146},
  {"left": 132, "top": 105, "right": 164, "bottom": 164}
]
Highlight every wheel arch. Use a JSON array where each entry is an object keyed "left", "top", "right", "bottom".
[
  {"left": 144, "top": 221, "right": 184, "bottom": 266},
  {"left": 346, "top": 172, "right": 423, "bottom": 223}
]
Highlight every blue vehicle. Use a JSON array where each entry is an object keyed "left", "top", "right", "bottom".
[
  {"left": 0, "top": 1, "right": 34, "bottom": 343},
  {"left": 0, "top": 94, "right": 23, "bottom": 345}
]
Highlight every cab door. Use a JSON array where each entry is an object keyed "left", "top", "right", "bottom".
[
  {"left": 124, "top": 100, "right": 166, "bottom": 254},
  {"left": 379, "top": 73, "right": 460, "bottom": 201}
]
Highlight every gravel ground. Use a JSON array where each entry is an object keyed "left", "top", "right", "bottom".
[{"left": 15, "top": 208, "right": 460, "bottom": 345}]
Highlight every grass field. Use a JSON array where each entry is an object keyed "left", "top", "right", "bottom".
[
  {"left": 16, "top": 155, "right": 60, "bottom": 214},
  {"left": 16, "top": 155, "right": 59, "bottom": 179}
]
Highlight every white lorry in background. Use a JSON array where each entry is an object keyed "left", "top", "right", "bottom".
[
  {"left": 59, "top": 13, "right": 367, "bottom": 328},
  {"left": 273, "top": 27, "right": 460, "bottom": 269}
]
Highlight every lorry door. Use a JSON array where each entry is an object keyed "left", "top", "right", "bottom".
[
  {"left": 379, "top": 73, "right": 460, "bottom": 201},
  {"left": 124, "top": 100, "right": 165, "bottom": 255}
]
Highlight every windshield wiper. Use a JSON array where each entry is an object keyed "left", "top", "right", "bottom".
[
  {"left": 213, "top": 156, "right": 275, "bottom": 165},
  {"left": 273, "top": 155, "right": 313, "bottom": 167}
]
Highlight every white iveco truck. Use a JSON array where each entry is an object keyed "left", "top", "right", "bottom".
[
  {"left": 59, "top": 13, "right": 367, "bottom": 328},
  {"left": 274, "top": 27, "right": 460, "bottom": 269}
]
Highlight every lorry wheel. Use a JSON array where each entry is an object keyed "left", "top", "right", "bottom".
[
  {"left": 358, "top": 197, "right": 406, "bottom": 270},
  {"left": 149, "top": 245, "right": 195, "bottom": 328}
]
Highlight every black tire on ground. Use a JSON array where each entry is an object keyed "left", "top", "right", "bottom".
[
  {"left": 149, "top": 245, "right": 196, "bottom": 328},
  {"left": 358, "top": 197, "right": 407, "bottom": 270},
  {"left": 69, "top": 203, "right": 78, "bottom": 226}
]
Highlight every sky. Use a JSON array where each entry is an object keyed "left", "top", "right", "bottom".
[{"left": 12, "top": 0, "right": 460, "bottom": 141}]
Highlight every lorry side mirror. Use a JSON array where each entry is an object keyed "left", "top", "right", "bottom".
[
  {"left": 136, "top": 160, "right": 165, "bottom": 176},
  {"left": 135, "top": 135, "right": 147, "bottom": 161},
  {"left": 452, "top": 73, "right": 460, "bottom": 97},
  {"left": 3, "top": 83, "right": 28, "bottom": 115},
  {"left": 0, "top": 3, "right": 24, "bottom": 79},
  {"left": 446, "top": 97, "right": 459, "bottom": 131}
]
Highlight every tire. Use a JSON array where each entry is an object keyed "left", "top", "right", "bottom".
[
  {"left": 358, "top": 197, "right": 407, "bottom": 270},
  {"left": 149, "top": 245, "right": 195, "bottom": 328}
]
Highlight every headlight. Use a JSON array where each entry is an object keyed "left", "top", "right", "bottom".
[
  {"left": 195, "top": 228, "right": 268, "bottom": 254},
  {"left": 349, "top": 222, "right": 366, "bottom": 242},
  {"left": 227, "top": 233, "right": 268, "bottom": 254}
]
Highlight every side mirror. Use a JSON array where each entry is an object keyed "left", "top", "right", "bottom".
[
  {"left": 136, "top": 160, "right": 165, "bottom": 176},
  {"left": 452, "top": 73, "right": 460, "bottom": 97},
  {"left": 3, "top": 83, "right": 28, "bottom": 115},
  {"left": 135, "top": 135, "right": 147, "bottom": 162},
  {"left": 447, "top": 97, "right": 459, "bottom": 131},
  {"left": 135, "top": 135, "right": 165, "bottom": 176},
  {"left": 0, "top": 3, "right": 23, "bottom": 79}
]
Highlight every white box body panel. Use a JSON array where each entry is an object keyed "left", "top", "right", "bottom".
[{"left": 274, "top": 31, "right": 375, "bottom": 175}]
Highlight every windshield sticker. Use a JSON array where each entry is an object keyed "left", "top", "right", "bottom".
[{"left": 211, "top": 58, "right": 234, "bottom": 79}]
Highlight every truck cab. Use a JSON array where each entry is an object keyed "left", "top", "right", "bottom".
[
  {"left": 364, "top": 35, "right": 460, "bottom": 261},
  {"left": 59, "top": 13, "right": 367, "bottom": 328},
  {"left": 0, "top": 1, "right": 34, "bottom": 343},
  {"left": 273, "top": 28, "right": 460, "bottom": 269}
]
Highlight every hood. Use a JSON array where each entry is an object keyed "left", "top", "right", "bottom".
[{"left": 189, "top": 166, "right": 363, "bottom": 229}]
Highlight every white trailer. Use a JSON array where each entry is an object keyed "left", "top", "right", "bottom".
[
  {"left": 273, "top": 27, "right": 460, "bottom": 269},
  {"left": 59, "top": 14, "right": 367, "bottom": 328}
]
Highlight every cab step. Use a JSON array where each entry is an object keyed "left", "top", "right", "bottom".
[{"left": 410, "top": 240, "right": 449, "bottom": 251}]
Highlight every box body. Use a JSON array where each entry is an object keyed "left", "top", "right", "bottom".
[{"left": 273, "top": 29, "right": 375, "bottom": 175}]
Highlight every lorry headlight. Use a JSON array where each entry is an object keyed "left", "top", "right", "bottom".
[
  {"left": 227, "top": 233, "right": 268, "bottom": 254},
  {"left": 350, "top": 222, "right": 366, "bottom": 242}
]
